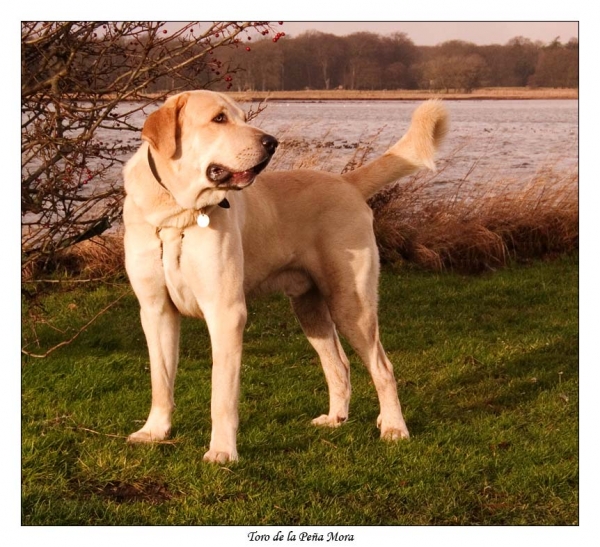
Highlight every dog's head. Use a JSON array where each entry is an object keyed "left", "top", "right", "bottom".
[{"left": 141, "top": 90, "right": 278, "bottom": 209}]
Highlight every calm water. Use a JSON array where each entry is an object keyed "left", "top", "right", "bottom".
[
  {"left": 250, "top": 99, "right": 578, "bottom": 186},
  {"left": 100, "top": 98, "right": 578, "bottom": 190}
]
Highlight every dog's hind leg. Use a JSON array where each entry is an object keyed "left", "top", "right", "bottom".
[
  {"left": 324, "top": 251, "right": 410, "bottom": 441},
  {"left": 333, "top": 300, "right": 409, "bottom": 440},
  {"left": 290, "top": 288, "right": 351, "bottom": 427}
]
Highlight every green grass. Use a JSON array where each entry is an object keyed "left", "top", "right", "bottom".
[{"left": 21, "top": 257, "right": 578, "bottom": 525}]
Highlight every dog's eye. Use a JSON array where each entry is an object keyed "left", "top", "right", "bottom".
[{"left": 212, "top": 113, "right": 227, "bottom": 124}]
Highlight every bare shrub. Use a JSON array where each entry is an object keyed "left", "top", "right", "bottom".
[{"left": 21, "top": 22, "right": 279, "bottom": 278}]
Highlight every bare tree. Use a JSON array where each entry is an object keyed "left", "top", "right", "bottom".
[
  {"left": 21, "top": 21, "right": 278, "bottom": 278},
  {"left": 530, "top": 38, "right": 579, "bottom": 88},
  {"left": 344, "top": 32, "right": 383, "bottom": 90}
]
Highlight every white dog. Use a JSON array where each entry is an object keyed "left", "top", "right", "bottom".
[{"left": 123, "top": 90, "right": 448, "bottom": 463}]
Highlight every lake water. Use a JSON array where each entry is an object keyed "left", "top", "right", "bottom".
[
  {"left": 99, "top": 98, "right": 579, "bottom": 192},
  {"left": 249, "top": 99, "right": 578, "bottom": 187}
]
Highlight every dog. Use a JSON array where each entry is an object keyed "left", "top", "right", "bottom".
[{"left": 123, "top": 90, "right": 448, "bottom": 463}]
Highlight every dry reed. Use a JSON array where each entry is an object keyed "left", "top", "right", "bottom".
[
  {"left": 370, "top": 164, "right": 578, "bottom": 273},
  {"left": 23, "top": 233, "right": 125, "bottom": 283}
]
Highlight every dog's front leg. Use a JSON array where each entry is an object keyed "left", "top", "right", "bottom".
[
  {"left": 128, "top": 298, "right": 180, "bottom": 443},
  {"left": 202, "top": 302, "right": 247, "bottom": 463}
]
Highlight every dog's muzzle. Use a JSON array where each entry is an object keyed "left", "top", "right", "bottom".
[{"left": 207, "top": 134, "right": 278, "bottom": 188}]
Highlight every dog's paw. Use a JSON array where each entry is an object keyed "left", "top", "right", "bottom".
[
  {"left": 311, "top": 414, "right": 347, "bottom": 428},
  {"left": 380, "top": 427, "right": 410, "bottom": 441},
  {"left": 203, "top": 449, "right": 238, "bottom": 464},
  {"left": 127, "top": 427, "right": 170, "bottom": 444},
  {"left": 377, "top": 414, "right": 410, "bottom": 441}
]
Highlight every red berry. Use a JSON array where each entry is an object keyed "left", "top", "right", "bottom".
[{"left": 246, "top": 47, "right": 251, "bottom": 51}]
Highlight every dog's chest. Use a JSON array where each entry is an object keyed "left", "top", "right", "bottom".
[{"left": 156, "top": 227, "right": 203, "bottom": 317}]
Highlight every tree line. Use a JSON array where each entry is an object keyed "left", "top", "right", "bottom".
[
  {"left": 215, "top": 31, "right": 578, "bottom": 93},
  {"left": 22, "top": 26, "right": 578, "bottom": 99}
]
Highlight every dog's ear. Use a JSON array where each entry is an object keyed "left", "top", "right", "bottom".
[{"left": 142, "top": 93, "right": 188, "bottom": 158}]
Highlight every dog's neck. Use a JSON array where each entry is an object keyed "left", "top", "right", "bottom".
[{"left": 147, "top": 147, "right": 230, "bottom": 211}]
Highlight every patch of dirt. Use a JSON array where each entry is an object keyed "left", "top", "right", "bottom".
[{"left": 73, "top": 478, "right": 177, "bottom": 504}]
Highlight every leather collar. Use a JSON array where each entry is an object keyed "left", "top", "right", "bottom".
[{"left": 147, "top": 147, "right": 230, "bottom": 209}]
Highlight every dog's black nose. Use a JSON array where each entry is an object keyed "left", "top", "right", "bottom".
[{"left": 261, "top": 134, "right": 278, "bottom": 155}]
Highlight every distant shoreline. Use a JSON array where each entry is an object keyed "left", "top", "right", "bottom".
[
  {"left": 116, "top": 87, "right": 577, "bottom": 103},
  {"left": 226, "top": 87, "right": 578, "bottom": 102}
]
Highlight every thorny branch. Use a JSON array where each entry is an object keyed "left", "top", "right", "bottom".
[{"left": 22, "top": 22, "right": 279, "bottom": 276}]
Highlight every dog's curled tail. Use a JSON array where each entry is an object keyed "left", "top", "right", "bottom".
[{"left": 342, "top": 100, "right": 449, "bottom": 200}]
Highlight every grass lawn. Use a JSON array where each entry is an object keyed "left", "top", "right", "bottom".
[{"left": 21, "top": 256, "right": 578, "bottom": 526}]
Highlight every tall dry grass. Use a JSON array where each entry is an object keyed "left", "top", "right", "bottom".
[
  {"left": 23, "top": 235, "right": 125, "bottom": 283},
  {"left": 370, "top": 164, "right": 578, "bottom": 273}
]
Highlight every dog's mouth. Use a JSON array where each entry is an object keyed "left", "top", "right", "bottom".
[{"left": 207, "top": 155, "right": 273, "bottom": 189}]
